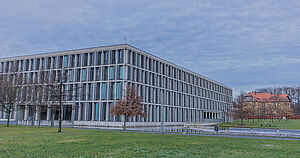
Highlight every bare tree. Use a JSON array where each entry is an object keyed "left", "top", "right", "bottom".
[
  {"left": 48, "top": 69, "right": 70, "bottom": 133},
  {"left": 278, "top": 100, "right": 294, "bottom": 122},
  {"left": 31, "top": 71, "right": 49, "bottom": 127},
  {"left": 230, "top": 91, "right": 247, "bottom": 124},
  {"left": 0, "top": 66, "right": 22, "bottom": 127},
  {"left": 110, "top": 86, "right": 146, "bottom": 130}
]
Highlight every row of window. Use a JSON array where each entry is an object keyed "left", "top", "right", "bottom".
[
  {"left": 127, "top": 66, "right": 231, "bottom": 102},
  {"left": 18, "top": 80, "right": 229, "bottom": 112},
  {"left": 1, "top": 48, "right": 231, "bottom": 96},
  {"left": 127, "top": 49, "right": 232, "bottom": 96},
  {"left": 0, "top": 49, "right": 124, "bottom": 72},
  {"left": 0, "top": 103, "right": 224, "bottom": 122},
  {"left": 73, "top": 103, "right": 222, "bottom": 122}
]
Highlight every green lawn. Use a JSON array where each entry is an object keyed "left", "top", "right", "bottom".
[
  {"left": 0, "top": 125, "right": 300, "bottom": 157},
  {"left": 219, "top": 119, "right": 300, "bottom": 130}
]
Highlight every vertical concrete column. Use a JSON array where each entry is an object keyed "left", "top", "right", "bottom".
[
  {"left": 156, "top": 106, "right": 159, "bottom": 122},
  {"left": 78, "top": 103, "right": 82, "bottom": 121},
  {"left": 84, "top": 103, "right": 88, "bottom": 121},
  {"left": 146, "top": 104, "right": 149, "bottom": 122},
  {"left": 105, "top": 103, "right": 109, "bottom": 122},
  {"left": 24, "top": 105, "right": 29, "bottom": 120},
  {"left": 92, "top": 103, "right": 95, "bottom": 121},
  {"left": 174, "top": 108, "right": 177, "bottom": 122},
  {"left": 3, "top": 111, "right": 6, "bottom": 119},
  {"left": 0, "top": 106, "right": 2, "bottom": 119},
  {"left": 149, "top": 105, "right": 152, "bottom": 122},
  {"left": 35, "top": 106, "right": 39, "bottom": 121},
  {"left": 46, "top": 106, "right": 51, "bottom": 121},
  {"left": 13, "top": 105, "right": 17, "bottom": 120}
]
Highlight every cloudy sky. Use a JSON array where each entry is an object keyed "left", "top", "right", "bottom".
[{"left": 0, "top": 0, "right": 300, "bottom": 95}]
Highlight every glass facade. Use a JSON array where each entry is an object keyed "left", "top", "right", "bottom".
[{"left": 0, "top": 44, "right": 232, "bottom": 124}]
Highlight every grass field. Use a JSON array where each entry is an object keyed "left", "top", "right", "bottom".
[
  {"left": 0, "top": 125, "right": 300, "bottom": 157},
  {"left": 219, "top": 119, "right": 300, "bottom": 130}
]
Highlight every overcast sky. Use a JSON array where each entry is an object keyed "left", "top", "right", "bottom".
[{"left": 0, "top": 0, "right": 300, "bottom": 95}]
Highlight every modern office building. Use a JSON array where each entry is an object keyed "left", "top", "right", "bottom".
[{"left": 0, "top": 44, "right": 233, "bottom": 127}]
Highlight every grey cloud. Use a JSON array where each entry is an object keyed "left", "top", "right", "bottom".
[{"left": 0, "top": 0, "right": 299, "bottom": 94}]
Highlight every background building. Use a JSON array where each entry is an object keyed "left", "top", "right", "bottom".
[
  {"left": 244, "top": 92, "right": 292, "bottom": 118},
  {"left": 0, "top": 44, "right": 233, "bottom": 127}
]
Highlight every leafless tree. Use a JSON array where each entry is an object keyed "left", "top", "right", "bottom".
[
  {"left": 110, "top": 86, "right": 147, "bottom": 130},
  {"left": 30, "top": 71, "right": 50, "bottom": 127},
  {"left": 48, "top": 69, "right": 72, "bottom": 133},
  {"left": 230, "top": 91, "right": 247, "bottom": 124},
  {"left": 0, "top": 66, "right": 22, "bottom": 127}
]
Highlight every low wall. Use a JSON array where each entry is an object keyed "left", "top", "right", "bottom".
[{"left": 14, "top": 120, "right": 217, "bottom": 128}]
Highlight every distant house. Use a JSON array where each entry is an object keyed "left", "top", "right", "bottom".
[{"left": 243, "top": 92, "right": 291, "bottom": 117}]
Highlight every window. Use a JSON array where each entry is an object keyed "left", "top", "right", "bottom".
[
  {"left": 137, "top": 54, "right": 140, "bottom": 67},
  {"left": 140, "top": 55, "right": 144, "bottom": 69},
  {"left": 58, "top": 56, "right": 63, "bottom": 68},
  {"left": 133, "top": 52, "right": 136, "bottom": 66},
  {"left": 109, "top": 66, "right": 115, "bottom": 80},
  {"left": 83, "top": 53, "right": 88, "bottom": 66},
  {"left": 77, "top": 54, "right": 81, "bottom": 67},
  {"left": 80, "top": 84, "right": 87, "bottom": 101},
  {"left": 118, "top": 49, "right": 124, "bottom": 64},
  {"left": 25, "top": 59, "right": 29, "bottom": 71},
  {"left": 82, "top": 69, "right": 87, "bottom": 81},
  {"left": 63, "top": 55, "right": 68, "bottom": 68},
  {"left": 110, "top": 50, "right": 116, "bottom": 64},
  {"left": 116, "top": 82, "right": 122, "bottom": 99},
  {"left": 30, "top": 59, "right": 34, "bottom": 70},
  {"left": 35, "top": 58, "right": 40, "bottom": 70},
  {"left": 103, "top": 66, "right": 108, "bottom": 80},
  {"left": 117, "top": 66, "right": 124, "bottom": 80},
  {"left": 0, "top": 62, "right": 3, "bottom": 73},
  {"left": 95, "top": 103, "right": 99, "bottom": 121},
  {"left": 96, "top": 67, "right": 101, "bottom": 81},
  {"left": 108, "top": 82, "right": 115, "bottom": 100},
  {"left": 127, "top": 50, "right": 131, "bottom": 64},
  {"left": 20, "top": 60, "right": 24, "bottom": 71},
  {"left": 101, "top": 83, "right": 107, "bottom": 100},
  {"left": 76, "top": 69, "right": 81, "bottom": 82},
  {"left": 89, "top": 68, "right": 94, "bottom": 81},
  {"left": 95, "top": 83, "right": 100, "bottom": 100},
  {"left": 103, "top": 51, "right": 108, "bottom": 65},
  {"left": 88, "top": 83, "right": 93, "bottom": 100},
  {"left": 127, "top": 66, "right": 131, "bottom": 80},
  {"left": 69, "top": 70, "right": 73, "bottom": 82},
  {"left": 96, "top": 52, "right": 101, "bottom": 65},
  {"left": 70, "top": 55, "right": 75, "bottom": 67},
  {"left": 89, "top": 52, "right": 94, "bottom": 66}
]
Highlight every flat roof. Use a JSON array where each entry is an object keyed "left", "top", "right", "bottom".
[{"left": 0, "top": 43, "right": 232, "bottom": 90}]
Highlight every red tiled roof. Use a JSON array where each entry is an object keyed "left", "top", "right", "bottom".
[{"left": 245, "top": 92, "right": 290, "bottom": 102}]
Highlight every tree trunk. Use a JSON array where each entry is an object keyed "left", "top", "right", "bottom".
[
  {"left": 123, "top": 115, "right": 127, "bottom": 130},
  {"left": 38, "top": 113, "right": 41, "bottom": 128},
  {"left": 31, "top": 110, "right": 35, "bottom": 126},
  {"left": 6, "top": 111, "right": 10, "bottom": 127},
  {"left": 58, "top": 109, "right": 62, "bottom": 133}
]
